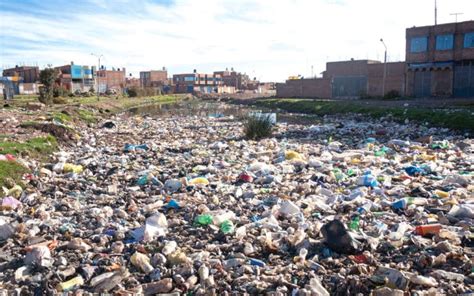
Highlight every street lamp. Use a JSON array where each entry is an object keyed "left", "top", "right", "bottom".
[
  {"left": 91, "top": 53, "right": 103, "bottom": 101},
  {"left": 380, "top": 39, "right": 387, "bottom": 97}
]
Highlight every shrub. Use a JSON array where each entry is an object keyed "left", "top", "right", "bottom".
[
  {"left": 128, "top": 86, "right": 139, "bottom": 97},
  {"left": 243, "top": 115, "right": 273, "bottom": 140},
  {"left": 384, "top": 90, "right": 400, "bottom": 100},
  {"left": 53, "top": 85, "right": 70, "bottom": 98},
  {"left": 38, "top": 87, "right": 52, "bottom": 105}
]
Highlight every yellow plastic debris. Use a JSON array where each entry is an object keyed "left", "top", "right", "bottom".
[
  {"left": 285, "top": 150, "right": 303, "bottom": 161},
  {"left": 7, "top": 185, "right": 23, "bottom": 198},
  {"left": 435, "top": 190, "right": 449, "bottom": 198},
  {"left": 188, "top": 177, "right": 209, "bottom": 186},
  {"left": 421, "top": 154, "right": 437, "bottom": 161},
  {"left": 56, "top": 275, "right": 84, "bottom": 292},
  {"left": 63, "top": 163, "right": 83, "bottom": 174}
]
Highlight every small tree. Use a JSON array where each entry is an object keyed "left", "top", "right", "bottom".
[{"left": 39, "top": 67, "right": 58, "bottom": 105}]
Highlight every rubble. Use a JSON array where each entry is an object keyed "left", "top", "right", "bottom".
[{"left": 0, "top": 103, "right": 472, "bottom": 294}]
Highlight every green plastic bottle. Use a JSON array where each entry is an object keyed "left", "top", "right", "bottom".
[
  {"left": 220, "top": 220, "right": 234, "bottom": 234},
  {"left": 196, "top": 214, "right": 213, "bottom": 226},
  {"left": 349, "top": 216, "right": 360, "bottom": 231}
]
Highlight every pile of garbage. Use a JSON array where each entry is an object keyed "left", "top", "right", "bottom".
[{"left": 0, "top": 110, "right": 473, "bottom": 295}]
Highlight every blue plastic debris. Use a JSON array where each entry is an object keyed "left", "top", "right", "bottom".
[
  {"left": 124, "top": 144, "right": 149, "bottom": 152},
  {"left": 249, "top": 258, "right": 266, "bottom": 267}
]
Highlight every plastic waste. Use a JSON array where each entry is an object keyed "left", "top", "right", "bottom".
[
  {"left": 220, "top": 220, "right": 234, "bottom": 234},
  {"left": 357, "top": 171, "right": 379, "bottom": 187},
  {"left": 321, "top": 219, "right": 362, "bottom": 254},
  {"left": 195, "top": 214, "right": 213, "bottom": 226},
  {"left": 124, "top": 143, "right": 149, "bottom": 152},
  {"left": 131, "top": 252, "right": 154, "bottom": 274},
  {"left": 6, "top": 185, "right": 22, "bottom": 198},
  {"left": 285, "top": 150, "right": 303, "bottom": 161},
  {"left": 56, "top": 275, "right": 84, "bottom": 292},
  {"left": 448, "top": 204, "right": 474, "bottom": 219},
  {"left": 132, "top": 213, "right": 168, "bottom": 242},
  {"left": 24, "top": 246, "right": 54, "bottom": 268},
  {"left": 278, "top": 200, "right": 301, "bottom": 216},
  {"left": 63, "top": 163, "right": 84, "bottom": 174},
  {"left": 414, "top": 224, "right": 441, "bottom": 236},
  {"left": 2, "top": 196, "right": 22, "bottom": 210},
  {"left": 188, "top": 177, "right": 209, "bottom": 186},
  {"left": 374, "top": 267, "right": 409, "bottom": 290},
  {"left": 0, "top": 154, "right": 16, "bottom": 161}
]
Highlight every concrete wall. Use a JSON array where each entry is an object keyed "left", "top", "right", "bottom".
[{"left": 276, "top": 78, "right": 331, "bottom": 98}]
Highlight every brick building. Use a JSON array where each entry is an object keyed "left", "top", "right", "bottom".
[
  {"left": 3, "top": 66, "right": 40, "bottom": 83},
  {"left": 213, "top": 68, "right": 252, "bottom": 91},
  {"left": 140, "top": 68, "right": 168, "bottom": 87},
  {"left": 97, "top": 67, "right": 126, "bottom": 93},
  {"left": 406, "top": 20, "right": 474, "bottom": 97},
  {"left": 277, "top": 59, "right": 406, "bottom": 99}
]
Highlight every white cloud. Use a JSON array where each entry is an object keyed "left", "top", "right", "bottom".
[{"left": 1, "top": 0, "right": 474, "bottom": 81}]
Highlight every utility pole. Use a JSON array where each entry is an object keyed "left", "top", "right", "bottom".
[
  {"left": 435, "top": 0, "right": 437, "bottom": 25},
  {"left": 91, "top": 53, "right": 103, "bottom": 101},
  {"left": 380, "top": 38, "right": 388, "bottom": 97},
  {"left": 450, "top": 12, "right": 463, "bottom": 23},
  {"left": 311, "top": 65, "right": 314, "bottom": 78}
]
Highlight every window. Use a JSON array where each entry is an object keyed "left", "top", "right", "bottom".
[
  {"left": 436, "top": 34, "right": 453, "bottom": 50},
  {"left": 184, "top": 76, "right": 195, "bottom": 82},
  {"left": 465, "top": 32, "right": 474, "bottom": 48},
  {"left": 411, "top": 37, "right": 428, "bottom": 53}
]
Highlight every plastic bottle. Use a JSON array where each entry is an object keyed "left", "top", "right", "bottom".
[
  {"left": 388, "top": 222, "right": 410, "bottom": 242},
  {"left": 415, "top": 224, "right": 441, "bottom": 236},
  {"left": 56, "top": 275, "right": 84, "bottom": 292},
  {"left": 434, "top": 190, "right": 449, "bottom": 198},
  {"left": 220, "top": 220, "right": 234, "bottom": 234}
]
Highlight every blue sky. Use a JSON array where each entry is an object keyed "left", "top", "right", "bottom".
[{"left": 1, "top": 0, "right": 473, "bottom": 81}]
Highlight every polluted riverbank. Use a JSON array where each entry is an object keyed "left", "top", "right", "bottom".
[{"left": 0, "top": 101, "right": 473, "bottom": 295}]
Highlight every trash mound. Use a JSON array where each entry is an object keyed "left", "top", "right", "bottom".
[
  {"left": 19, "top": 121, "right": 78, "bottom": 142},
  {"left": 0, "top": 110, "right": 473, "bottom": 295}
]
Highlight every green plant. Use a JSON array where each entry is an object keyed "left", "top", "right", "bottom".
[
  {"left": 384, "top": 90, "right": 400, "bottom": 100},
  {"left": 0, "top": 135, "right": 58, "bottom": 158},
  {"left": 128, "top": 86, "right": 139, "bottom": 97},
  {"left": 0, "top": 161, "right": 28, "bottom": 195},
  {"left": 38, "top": 67, "right": 58, "bottom": 105},
  {"left": 53, "top": 85, "right": 70, "bottom": 98},
  {"left": 52, "top": 97, "right": 68, "bottom": 104},
  {"left": 243, "top": 114, "right": 273, "bottom": 140}
]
